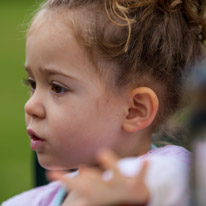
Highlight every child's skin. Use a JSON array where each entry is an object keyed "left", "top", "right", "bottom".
[
  {"left": 25, "top": 10, "right": 158, "bottom": 170},
  {"left": 25, "top": 9, "right": 158, "bottom": 205}
]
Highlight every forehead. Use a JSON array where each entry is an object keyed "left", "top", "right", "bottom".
[
  {"left": 27, "top": 9, "right": 121, "bottom": 94},
  {"left": 28, "top": 9, "right": 72, "bottom": 45},
  {"left": 27, "top": 9, "right": 97, "bottom": 77}
]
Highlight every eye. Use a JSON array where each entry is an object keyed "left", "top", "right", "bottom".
[
  {"left": 50, "top": 83, "right": 68, "bottom": 94},
  {"left": 24, "top": 78, "right": 36, "bottom": 91}
]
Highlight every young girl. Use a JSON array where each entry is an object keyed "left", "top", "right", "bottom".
[{"left": 2, "top": 0, "right": 206, "bottom": 205}]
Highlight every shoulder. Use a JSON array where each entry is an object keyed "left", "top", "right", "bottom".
[
  {"left": 144, "top": 145, "right": 190, "bottom": 181},
  {"left": 147, "top": 145, "right": 191, "bottom": 165},
  {"left": 2, "top": 181, "right": 61, "bottom": 206},
  {"left": 145, "top": 146, "right": 191, "bottom": 206},
  {"left": 118, "top": 145, "right": 190, "bottom": 176},
  {"left": 148, "top": 145, "right": 190, "bottom": 157},
  {"left": 117, "top": 146, "right": 190, "bottom": 206}
]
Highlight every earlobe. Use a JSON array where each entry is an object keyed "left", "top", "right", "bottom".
[{"left": 122, "top": 87, "right": 159, "bottom": 133}]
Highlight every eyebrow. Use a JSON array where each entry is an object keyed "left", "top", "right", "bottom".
[{"left": 24, "top": 65, "right": 77, "bottom": 81}]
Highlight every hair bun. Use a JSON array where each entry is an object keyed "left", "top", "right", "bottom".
[
  {"left": 181, "top": 0, "right": 206, "bottom": 42},
  {"left": 157, "top": 0, "right": 206, "bottom": 41},
  {"left": 107, "top": 0, "right": 206, "bottom": 50}
]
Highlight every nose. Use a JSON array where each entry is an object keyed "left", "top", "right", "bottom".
[{"left": 24, "top": 92, "right": 46, "bottom": 119}]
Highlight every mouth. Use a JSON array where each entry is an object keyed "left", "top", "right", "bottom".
[
  {"left": 27, "top": 128, "right": 45, "bottom": 151},
  {"left": 27, "top": 129, "right": 44, "bottom": 141}
]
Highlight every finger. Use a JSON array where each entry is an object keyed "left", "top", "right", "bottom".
[
  {"left": 69, "top": 199, "right": 91, "bottom": 206},
  {"left": 46, "top": 171, "right": 67, "bottom": 182},
  {"left": 79, "top": 165, "right": 102, "bottom": 179},
  {"left": 97, "top": 148, "right": 120, "bottom": 164},
  {"left": 60, "top": 175, "right": 82, "bottom": 190},
  {"left": 136, "top": 159, "right": 149, "bottom": 180},
  {"left": 61, "top": 174, "right": 102, "bottom": 196},
  {"left": 97, "top": 148, "right": 121, "bottom": 177},
  {"left": 47, "top": 171, "right": 87, "bottom": 192}
]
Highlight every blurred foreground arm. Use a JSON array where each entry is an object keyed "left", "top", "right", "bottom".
[{"left": 49, "top": 149, "right": 149, "bottom": 206}]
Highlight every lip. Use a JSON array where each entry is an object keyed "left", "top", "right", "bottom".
[{"left": 27, "top": 128, "right": 45, "bottom": 151}]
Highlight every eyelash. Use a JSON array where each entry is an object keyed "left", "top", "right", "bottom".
[
  {"left": 50, "top": 82, "right": 68, "bottom": 94},
  {"left": 23, "top": 78, "right": 68, "bottom": 94},
  {"left": 24, "top": 78, "right": 36, "bottom": 91}
]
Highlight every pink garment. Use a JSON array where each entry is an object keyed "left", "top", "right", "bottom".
[
  {"left": 2, "top": 145, "right": 190, "bottom": 206},
  {"left": 116, "top": 145, "right": 191, "bottom": 206},
  {"left": 2, "top": 181, "right": 62, "bottom": 206}
]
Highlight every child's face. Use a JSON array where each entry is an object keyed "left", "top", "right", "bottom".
[{"left": 25, "top": 13, "right": 127, "bottom": 170}]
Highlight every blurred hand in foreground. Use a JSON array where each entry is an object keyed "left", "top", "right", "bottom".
[{"left": 48, "top": 149, "right": 149, "bottom": 206}]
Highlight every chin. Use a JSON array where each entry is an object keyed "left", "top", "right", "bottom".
[
  {"left": 39, "top": 162, "right": 72, "bottom": 170},
  {"left": 36, "top": 153, "right": 67, "bottom": 170},
  {"left": 38, "top": 159, "right": 78, "bottom": 171},
  {"left": 37, "top": 154, "right": 93, "bottom": 171}
]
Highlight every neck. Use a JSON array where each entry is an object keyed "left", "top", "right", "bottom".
[{"left": 116, "top": 129, "right": 152, "bottom": 158}]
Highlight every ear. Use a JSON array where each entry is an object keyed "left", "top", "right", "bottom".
[{"left": 122, "top": 87, "right": 159, "bottom": 133}]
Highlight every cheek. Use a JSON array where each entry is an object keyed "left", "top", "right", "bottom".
[
  {"left": 54, "top": 101, "right": 120, "bottom": 137},
  {"left": 50, "top": 111, "right": 120, "bottom": 152},
  {"left": 44, "top": 105, "right": 123, "bottom": 167},
  {"left": 48, "top": 99, "right": 122, "bottom": 140},
  {"left": 49, "top": 110, "right": 105, "bottom": 149},
  {"left": 49, "top": 103, "right": 96, "bottom": 130}
]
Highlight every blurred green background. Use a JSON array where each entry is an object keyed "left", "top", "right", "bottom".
[{"left": 0, "top": 0, "right": 40, "bottom": 203}]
